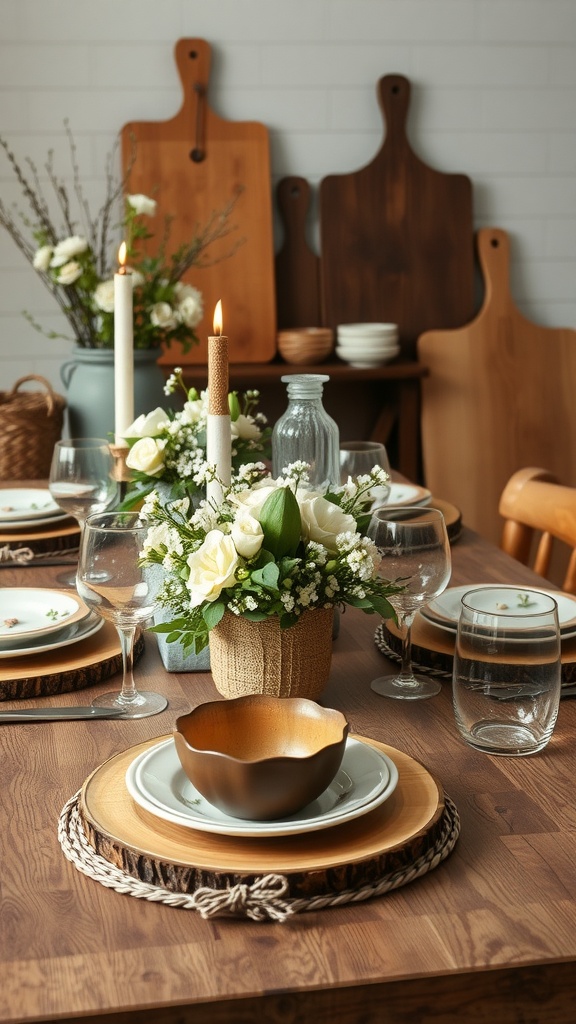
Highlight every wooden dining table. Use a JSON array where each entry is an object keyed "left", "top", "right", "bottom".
[{"left": 1, "top": 513, "right": 575, "bottom": 1024}]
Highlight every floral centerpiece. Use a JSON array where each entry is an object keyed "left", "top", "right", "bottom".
[
  {"left": 140, "top": 461, "right": 403, "bottom": 660},
  {"left": 120, "top": 367, "right": 271, "bottom": 507},
  {"left": 0, "top": 124, "right": 240, "bottom": 351}
]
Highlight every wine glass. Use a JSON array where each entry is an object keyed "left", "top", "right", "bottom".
[
  {"left": 76, "top": 511, "right": 167, "bottom": 719},
  {"left": 339, "top": 440, "right": 391, "bottom": 506},
  {"left": 368, "top": 506, "right": 452, "bottom": 700},
  {"left": 49, "top": 438, "right": 119, "bottom": 584}
]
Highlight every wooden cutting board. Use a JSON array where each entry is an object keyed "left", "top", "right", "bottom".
[
  {"left": 275, "top": 176, "right": 321, "bottom": 328},
  {"left": 319, "top": 74, "right": 474, "bottom": 358},
  {"left": 418, "top": 227, "right": 576, "bottom": 544},
  {"left": 121, "top": 38, "right": 276, "bottom": 365}
]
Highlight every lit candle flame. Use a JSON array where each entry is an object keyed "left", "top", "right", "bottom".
[
  {"left": 118, "top": 241, "right": 128, "bottom": 273},
  {"left": 213, "top": 299, "right": 223, "bottom": 336}
]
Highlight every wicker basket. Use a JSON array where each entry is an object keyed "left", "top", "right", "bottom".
[
  {"left": 0, "top": 375, "right": 66, "bottom": 480},
  {"left": 209, "top": 608, "right": 335, "bottom": 700}
]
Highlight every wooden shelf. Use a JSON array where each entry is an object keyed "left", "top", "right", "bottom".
[{"left": 170, "top": 359, "right": 428, "bottom": 482}]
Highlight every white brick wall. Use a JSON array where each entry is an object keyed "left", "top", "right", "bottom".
[{"left": 1, "top": 0, "right": 575, "bottom": 392}]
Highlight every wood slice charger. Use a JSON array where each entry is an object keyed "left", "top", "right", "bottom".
[
  {"left": 79, "top": 734, "right": 446, "bottom": 900},
  {"left": 0, "top": 621, "right": 144, "bottom": 701},
  {"left": 382, "top": 615, "right": 576, "bottom": 687}
]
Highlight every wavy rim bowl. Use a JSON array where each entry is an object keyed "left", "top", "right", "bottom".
[{"left": 173, "top": 695, "right": 349, "bottom": 821}]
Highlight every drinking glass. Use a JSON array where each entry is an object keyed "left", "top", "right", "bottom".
[
  {"left": 452, "top": 587, "right": 561, "bottom": 755},
  {"left": 49, "top": 438, "right": 119, "bottom": 583},
  {"left": 339, "top": 440, "right": 391, "bottom": 506},
  {"left": 77, "top": 511, "right": 167, "bottom": 718},
  {"left": 368, "top": 506, "right": 452, "bottom": 699}
]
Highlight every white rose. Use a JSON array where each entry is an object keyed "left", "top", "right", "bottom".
[
  {"left": 56, "top": 260, "right": 83, "bottom": 285},
  {"left": 299, "top": 495, "right": 357, "bottom": 554},
  {"left": 123, "top": 407, "right": 168, "bottom": 439},
  {"left": 33, "top": 245, "right": 53, "bottom": 271},
  {"left": 181, "top": 397, "right": 206, "bottom": 426},
  {"left": 125, "top": 437, "right": 165, "bottom": 476},
  {"left": 230, "top": 414, "right": 261, "bottom": 441},
  {"left": 186, "top": 530, "right": 240, "bottom": 607},
  {"left": 177, "top": 294, "right": 204, "bottom": 329},
  {"left": 94, "top": 279, "right": 115, "bottom": 312},
  {"left": 228, "top": 480, "right": 280, "bottom": 518},
  {"left": 50, "top": 235, "right": 88, "bottom": 267},
  {"left": 231, "top": 511, "right": 264, "bottom": 559},
  {"left": 126, "top": 194, "right": 157, "bottom": 217},
  {"left": 150, "top": 302, "right": 178, "bottom": 331}
]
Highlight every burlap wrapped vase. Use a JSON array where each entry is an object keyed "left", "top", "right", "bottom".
[{"left": 209, "top": 607, "right": 335, "bottom": 700}]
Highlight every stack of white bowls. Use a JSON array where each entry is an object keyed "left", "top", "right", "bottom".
[{"left": 335, "top": 323, "right": 400, "bottom": 367}]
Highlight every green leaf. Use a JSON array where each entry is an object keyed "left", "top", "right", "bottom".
[
  {"left": 250, "top": 562, "right": 280, "bottom": 591},
  {"left": 202, "top": 601, "right": 225, "bottom": 630}
]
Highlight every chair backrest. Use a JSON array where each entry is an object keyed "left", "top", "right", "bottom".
[{"left": 499, "top": 467, "right": 576, "bottom": 593}]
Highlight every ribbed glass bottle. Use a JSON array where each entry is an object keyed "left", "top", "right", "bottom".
[{"left": 272, "top": 374, "right": 340, "bottom": 489}]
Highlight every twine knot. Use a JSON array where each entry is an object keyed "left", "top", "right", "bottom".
[
  {"left": 0, "top": 544, "right": 34, "bottom": 565},
  {"left": 191, "top": 873, "right": 293, "bottom": 922}
]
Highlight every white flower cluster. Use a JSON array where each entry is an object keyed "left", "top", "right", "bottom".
[
  {"left": 140, "top": 461, "right": 401, "bottom": 654},
  {"left": 122, "top": 379, "right": 270, "bottom": 505}
]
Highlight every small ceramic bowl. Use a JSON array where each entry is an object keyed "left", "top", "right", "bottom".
[
  {"left": 173, "top": 695, "right": 349, "bottom": 820},
  {"left": 277, "top": 327, "right": 334, "bottom": 365}
]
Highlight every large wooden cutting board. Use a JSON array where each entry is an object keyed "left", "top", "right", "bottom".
[
  {"left": 418, "top": 227, "right": 576, "bottom": 544},
  {"left": 319, "top": 75, "right": 474, "bottom": 358},
  {"left": 121, "top": 38, "right": 276, "bottom": 365}
]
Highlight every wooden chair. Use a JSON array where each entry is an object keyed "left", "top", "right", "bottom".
[{"left": 499, "top": 467, "right": 576, "bottom": 593}]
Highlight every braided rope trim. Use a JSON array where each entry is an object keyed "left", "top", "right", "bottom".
[
  {"left": 57, "top": 792, "right": 460, "bottom": 923},
  {"left": 374, "top": 623, "right": 452, "bottom": 680}
]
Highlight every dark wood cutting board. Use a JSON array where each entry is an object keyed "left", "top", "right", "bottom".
[
  {"left": 319, "top": 74, "right": 475, "bottom": 357},
  {"left": 418, "top": 227, "right": 576, "bottom": 544},
  {"left": 275, "top": 176, "right": 321, "bottom": 328},
  {"left": 121, "top": 38, "right": 276, "bottom": 365}
]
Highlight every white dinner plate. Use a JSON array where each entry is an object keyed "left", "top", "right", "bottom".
[
  {"left": 0, "top": 489, "right": 61, "bottom": 523},
  {"left": 0, "top": 612, "right": 104, "bottom": 659},
  {"left": 125, "top": 736, "right": 399, "bottom": 838},
  {"left": 376, "top": 483, "right": 432, "bottom": 508},
  {"left": 421, "top": 584, "right": 576, "bottom": 635},
  {"left": 0, "top": 588, "right": 90, "bottom": 644},
  {"left": 1, "top": 510, "right": 74, "bottom": 530}
]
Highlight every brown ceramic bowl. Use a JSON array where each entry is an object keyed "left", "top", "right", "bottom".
[
  {"left": 277, "top": 327, "right": 334, "bottom": 365},
  {"left": 173, "top": 695, "right": 349, "bottom": 821}
]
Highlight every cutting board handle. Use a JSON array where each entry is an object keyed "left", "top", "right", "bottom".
[
  {"left": 476, "top": 227, "right": 512, "bottom": 313},
  {"left": 173, "top": 38, "right": 212, "bottom": 159},
  {"left": 377, "top": 74, "right": 411, "bottom": 149}
]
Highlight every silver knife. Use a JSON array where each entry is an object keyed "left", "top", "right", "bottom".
[{"left": 0, "top": 707, "right": 128, "bottom": 723}]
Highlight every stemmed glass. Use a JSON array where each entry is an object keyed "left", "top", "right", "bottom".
[
  {"left": 339, "top": 440, "right": 391, "bottom": 506},
  {"left": 49, "top": 438, "right": 119, "bottom": 584},
  {"left": 76, "top": 511, "right": 167, "bottom": 719},
  {"left": 368, "top": 506, "right": 452, "bottom": 700}
]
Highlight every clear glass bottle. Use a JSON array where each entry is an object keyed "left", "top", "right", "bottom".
[{"left": 272, "top": 374, "right": 340, "bottom": 489}]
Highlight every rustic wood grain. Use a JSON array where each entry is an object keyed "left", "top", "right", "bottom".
[
  {"left": 0, "top": 621, "right": 144, "bottom": 700},
  {"left": 319, "top": 74, "right": 474, "bottom": 358},
  {"left": 418, "top": 227, "right": 576, "bottom": 544},
  {"left": 121, "top": 38, "right": 276, "bottom": 365},
  {"left": 80, "top": 734, "right": 444, "bottom": 897},
  {"left": 382, "top": 615, "right": 576, "bottom": 685},
  {"left": 275, "top": 176, "right": 321, "bottom": 329},
  {"left": 1, "top": 516, "right": 575, "bottom": 1023}
]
